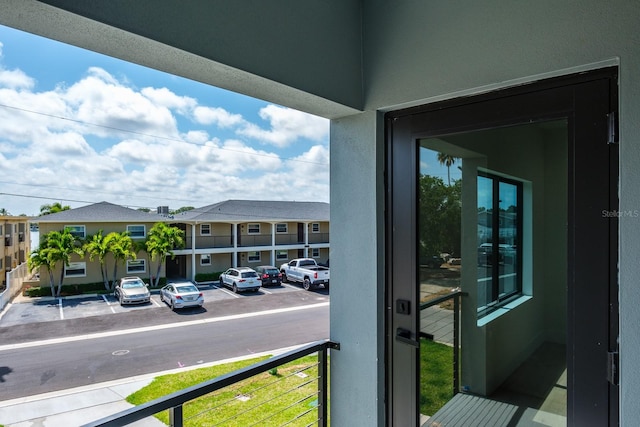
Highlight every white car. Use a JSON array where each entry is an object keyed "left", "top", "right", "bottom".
[
  {"left": 114, "top": 276, "right": 151, "bottom": 305},
  {"left": 160, "top": 282, "right": 204, "bottom": 310},
  {"left": 219, "top": 267, "right": 261, "bottom": 293}
]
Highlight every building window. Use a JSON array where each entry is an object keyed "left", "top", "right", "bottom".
[
  {"left": 65, "top": 225, "right": 86, "bottom": 239},
  {"left": 311, "top": 223, "right": 320, "bottom": 233},
  {"left": 311, "top": 248, "right": 320, "bottom": 258},
  {"left": 276, "top": 250, "right": 288, "bottom": 260},
  {"left": 64, "top": 262, "right": 86, "bottom": 277},
  {"left": 200, "top": 254, "right": 211, "bottom": 265},
  {"left": 248, "top": 251, "right": 261, "bottom": 262},
  {"left": 127, "top": 225, "right": 146, "bottom": 239},
  {"left": 126, "top": 259, "right": 146, "bottom": 274},
  {"left": 276, "top": 223, "right": 288, "bottom": 233},
  {"left": 0, "top": 258, "right": 3, "bottom": 269},
  {"left": 200, "top": 224, "right": 211, "bottom": 235},
  {"left": 477, "top": 172, "right": 523, "bottom": 314},
  {"left": 247, "top": 223, "right": 260, "bottom": 234}
]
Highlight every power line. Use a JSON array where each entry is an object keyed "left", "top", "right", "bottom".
[{"left": 0, "top": 103, "right": 329, "bottom": 166}]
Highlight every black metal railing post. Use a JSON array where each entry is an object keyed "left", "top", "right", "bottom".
[
  {"left": 169, "top": 405, "right": 183, "bottom": 427},
  {"left": 318, "top": 347, "right": 328, "bottom": 427},
  {"left": 453, "top": 293, "right": 460, "bottom": 396}
]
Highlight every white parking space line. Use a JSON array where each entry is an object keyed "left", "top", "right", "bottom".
[
  {"left": 211, "top": 284, "right": 240, "bottom": 298},
  {"left": 151, "top": 297, "right": 162, "bottom": 307},
  {"left": 101, "top": 294, "right": 116, "bottom": 313},
  {"left": 58, "top": 298, "right": 64, "bottom": 320},
  {"left": 260, "top": 288, "right": 272, "bottom": 295},
  {"left": 281, "top": 283, "right": 300, "bottom": 290}
]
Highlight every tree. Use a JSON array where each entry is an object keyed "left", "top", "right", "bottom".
[
  {"left": 172, "top": 206, "right": 195, "bottom": 214},
  {"left": 105, "top": 231, "right": 136, "bottom": 288},
  {"left": 146, "top": 222, "right": 185, "bottom": 287},
  {"left": 0, "top": 208, "right": 9, "bottom": 216},
  {"left": 39, "top": 202, "right": 71, "bottom": 216},
  {"left": 37, "top": 229, "right": 84, "bottom": 296},
  {"left": 28, "top": 246, "right": 57, "bottom": 296},
  {"left": 418, "top": 174, "right": 462, "bottom": 261},
  {"left": 137, "top": 208, "right": 151, "bottom": 213},
  {"left": 84, "top": 230, "right": 111, "bottom": 291},
  {"left": 437, "top": 153, "right": 458, "bottom": 186}
]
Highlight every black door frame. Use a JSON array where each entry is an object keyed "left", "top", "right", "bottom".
[{"left": 385, "top": 67, "right": 619, "bottom": 426}]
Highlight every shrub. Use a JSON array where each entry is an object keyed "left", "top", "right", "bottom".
[{"left": 194, "top": 272, "right": 223, "bottom": 283}]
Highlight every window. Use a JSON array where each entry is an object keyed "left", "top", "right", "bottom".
[
  {"left": 200, "top": 254, "right": 211, "bottom": 265},
  {"left": 126, "top": 259, "right": 146, "bottom": 273},
  {"left": 276, "top": 223, "right": 288, "bottom": 233},
  {"left": 477, "top": 172, "right": 523, "bottom": 313},
  {"left": 0, "top": 258, "right": 3, "bottom": 269},
  {"left": 247, "top": 223, "right": 260, "bottom": 234},
  {"left": 127, "top": 225, "right": 146, "bottom": 238},
  {"left": 200, "top": 224, "right": 211, "bottom": 235},
  {"left": 65, "top": 225, "right": 85, "bottom": 238},
  {"left": 311, "top": 223, "right": 320, "bottom": 233},
  {"left": 276, "top": 250, "right": 288, "bottom": 260},
  {"left": 248, "top": 251, "right": 260, "bottom": 262},
  {"left": 64, "top": 262, "right": 86, "bottom": 277},
  {"left": 311, "top": 248, "right": 320, "bottom": 258}
]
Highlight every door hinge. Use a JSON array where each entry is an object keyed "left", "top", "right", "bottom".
[
  {"left": 607, "top": 351, "right": 619, "bottom": 385},
  {"left": 607, "top": 111, "right": 618, "bottom": 144}
]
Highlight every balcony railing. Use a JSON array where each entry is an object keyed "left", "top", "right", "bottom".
[
  {"left": 420, "top": 289, "right": 462, "bottom": 396},
  {"left": 82, "top": 339, "right": 340, "bottom": 427}
]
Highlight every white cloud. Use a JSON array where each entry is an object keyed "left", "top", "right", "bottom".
[
  {"left": 193, "top": 106, "right": 244, "bottom": 128},
  {"left": 0, "top": 68, "right": 35, "bottom": 90},
  {"left": 237, "top": 104, "right": 329, "bottom": 148},
  {"left": 0, "top": 57, "right": 329, "bottom": 216}
]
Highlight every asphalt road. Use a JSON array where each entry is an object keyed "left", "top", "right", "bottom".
[{"left": 0, "top": 288, "right": 329, "bottom": 401}]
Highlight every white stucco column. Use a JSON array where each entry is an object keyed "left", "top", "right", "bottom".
[
  {"left": 232, "top": 223, "right": 238, "bottom": 267},
  {"left": 330, "top": 111, "right": 385, "bottom": 426},
  {"left": 191, "top": 223, "right": 196, "bottom": 281},
  {"left": 271, "top": 223, "right": 276, "bottom": 265}
]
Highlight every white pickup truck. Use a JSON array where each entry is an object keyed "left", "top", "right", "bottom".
[{"left": 280, "top": 258, "right": 330, "bottom": 291}]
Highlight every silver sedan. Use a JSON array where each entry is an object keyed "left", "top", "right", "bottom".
[{"left": 160, "top": 282, "right": 204, "bottom": 310}]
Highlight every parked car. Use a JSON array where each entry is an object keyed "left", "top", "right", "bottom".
[
  {"left": 219, "top": 267, "right": 262, "bottom": 293},
  {"left": 114, "top": 276, "right": 150, "bottom": 305},
  {"left": 160, "top": 281, "right": 204, "bottom": 310},
  {"left": 280, "top": 258, "right": 330, "bottom": 291},
  {"left": 254, "top": 265, "right": 282, "bottom": 286},
  {"left": 477, "top": 243, "right": 516, "bottom": 266}
]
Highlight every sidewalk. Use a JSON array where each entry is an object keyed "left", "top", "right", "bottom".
[
  {"left": 0, "top": 375, "right": 161, "bottom": 426},
  {"left": 0, "top": 345, "right": 301, "bottom": 426}
]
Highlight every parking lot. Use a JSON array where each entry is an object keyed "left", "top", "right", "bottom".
[{"left": 0, "top": 281, "right": 325, "bottom": 327}]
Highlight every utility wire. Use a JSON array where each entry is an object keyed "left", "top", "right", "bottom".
[{"left": 0, "top": 103, "right": 329, "bottom": 166}]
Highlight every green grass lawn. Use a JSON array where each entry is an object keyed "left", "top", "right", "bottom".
[
  {"left": 127, "top": 341, "right": 451, "bottom": 425},
  {"left": 127, "top": 354, "right": 323, "bottom": 426},
  {"left": 419, "top": 338, "right": 455, "bottom": 417}
]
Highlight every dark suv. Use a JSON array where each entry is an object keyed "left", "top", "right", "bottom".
[{"left": 254, "top": 265, "right": 282, "bottom": 286}]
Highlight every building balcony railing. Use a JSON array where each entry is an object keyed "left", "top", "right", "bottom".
[
  {"left": 178, "top": 233, "right": 331, "bottom": 250},
  {"left": 82, "top": 339, "right": 340, "bottom": 427}
]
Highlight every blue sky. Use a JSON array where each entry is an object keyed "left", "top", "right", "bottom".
[{"left": 0, "top": 25, "right": 329, "bottom": 216}]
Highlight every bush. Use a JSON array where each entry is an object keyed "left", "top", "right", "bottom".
[
  {"left": 24, "top": 283, "right": 108, "bottom": 297},
  {"left": 194, "top": 272, "right": 223, "bottom": 283}
]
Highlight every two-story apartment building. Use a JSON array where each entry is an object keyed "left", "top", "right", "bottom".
[
  {"left": 165, "top": 200, "right": 329, "bottom": 280},
  {"left": 0, "top": 215, "right": 30, "bottom": 288},
  {"left": 32, "top": 200, "right": 329, "bottom": 285}
]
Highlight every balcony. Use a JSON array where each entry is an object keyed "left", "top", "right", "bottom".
[
  {"left": 182, "top": 235, "right": 233, "bottom": 249},
  {"left": 83, "top": 340, "right": 339, "bottom": 427}
]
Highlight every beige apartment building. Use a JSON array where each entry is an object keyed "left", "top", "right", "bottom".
[
  {"left": 32, "top": 200, "right": 330, "bottom": 285},
  {"left": 0, "top": 215, "right": 30, "bottom": 289}
]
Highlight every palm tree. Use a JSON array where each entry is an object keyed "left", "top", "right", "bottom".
[
  {"left": 105, "top": 231, "right": 136, "bottom": 289},
  {"left": 28, "top": 246, "right": 57, "bottom": 296},
  {"left": 84, "top": 230, "right": 111, "bottom": 291},
  {"left": 41, "top": 229, "right": 84, "bottom": 296},
  {"left": 437, "top": 152, "right": 458, "bottom": 186},
  {"left": 0, "top": 208, "right": 9, "bottom": 216},
  {"left": 146, "top": 222, "right": 185, "bottom": 287},
  {"left": 39, "top": 202, "right": 71, "bottom": 216}
]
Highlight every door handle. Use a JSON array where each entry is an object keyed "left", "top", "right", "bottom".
[{"left": 396, "top": 327, "right": 419, "bottom": 348}]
